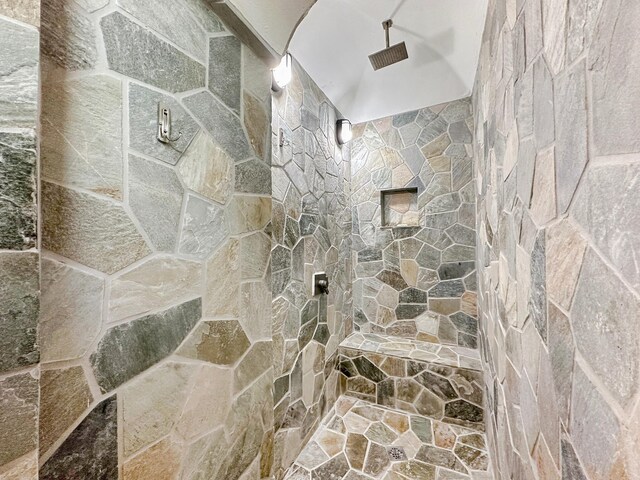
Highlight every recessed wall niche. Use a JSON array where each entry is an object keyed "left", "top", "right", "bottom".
[{"left": 381, "top": 188, "right": 419, "bottom": 227}]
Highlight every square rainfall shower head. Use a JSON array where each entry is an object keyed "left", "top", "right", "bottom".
[{"left": 369, "top": 42, "right": 408, "bottom": 70}]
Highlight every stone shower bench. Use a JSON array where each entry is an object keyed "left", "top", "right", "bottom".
[{"left": 337, "top": 332, "right": 486, "bottom": 432}]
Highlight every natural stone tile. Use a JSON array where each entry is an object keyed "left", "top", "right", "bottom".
[
  {"left": 554, "top": 60, "right": 587, "bottom": 214},
  {"left": 0, "top": 451, "right": 38, "bottom": 479},
  {"left": 183, "top": 91, "right": 252, "bottom": 162},
  {"left": 363, "top": 443, "right": 390, "bottom": 476},
  {"left": 529, "top": 146, "right": 556, "bottom": 226},
  {"left": 41, "top": 0, "right": 96, "bottom": 70},
  {"left": 204, "top": 239, "right": 240, "bottom": 316},
  {"left": 560, "top": 436, "right": 588, "bottom": 480},
  {"left": 177, "top": 319, "right": 250, "bottom": 365},
  {"left": 235, "top": 158, "right": 271, "bottom": 195},
  {"left": 129, "top": 154, "right": 183, "bottom": 251},
  {"left": 548, "top": 303, "right": 574, "bottom": 424},
  {"left": 530, "top": 232, "right": 547, "bottom": 343},
  {"left": 40, "top": 396, "right": 117, "bottom": 479},
  {"left": 234, "top": 341, "right": 272, "bottom": 393},
  {"left": 128, "top": 83, "right": 199, "bottom": 166},
  {"left": 179, "top": 194, "right": 228, "bottom": 259},
  {"left": 0, "top": 0, "right": 39, "bottom": 25},
  {"left": 0, "top": 252, "right": 38, "bottom": 373},
  {"left": 42, "top": 75, "right": 122, "bottom": 199},
  {"left": 101, "top": 12, "right": 205, "bottom": 92},
  {"left": 109, "top": 255, "right": 202, "bottom": 322},
  {"left": 533, "top": 56, "right": 555, "bottom": 149},
  {"left": 244, "top": 92, "right": 269, "bottom": 160},
  {"left": 542, "top": 0, "right": 567, "bottom": 74},
  {"left": 313, "top": 453, "right": 350, "bottom": 479},
  {"left": 240, "top": 232, "right": 270, "bottom": 279},
  {"left": 588, "top": 0, "right": 640, "bottom": 155},
  {"left": 39, "top": 367, "right": 93, "bottom": 455},
  {"left": 90, "top": 298, "right": 202, "bottom": 392},
  {"left": 178, "top": 130, "right": 234, "bottom": 203},
  {"left": 0, "top": 132, "right": 37, "bottom": 249},
  {"left": 42, "top": 182, "right": 150, "bottom": 274},
  {"left": 117, "top": 0, "right": 207, "bottom": 61},
  {"left": 0, "top": 371, "right": 38, "bottom": 466},
  {"left": 0, "top": 19, "right": 38, "bottom": 128},
  {"left": 572, "top": 163, "right": 640, "bottom": 290},
  {"left": 545, "top": 220, "right": 586, "bottom": 310},
  {"left": 123, "top": 437, "right": 181, "bottom": 480},
  {"left": 416, "top": 446, "right": 466, "bottom": 473},
  {"left": 40, "top": 257, "right": 103, "bottom": 362},
  {"left": 240, "top": 281, "right": 271, "bottom": 341},
  {"left": 209, "top": 35, "right": 241, "bottom": 112},
  {"left": 571, "top": 249, "right": 640, "bottom": 406},
  {"left": 243, "top": 46, "right": 271, "bottom": 103}
]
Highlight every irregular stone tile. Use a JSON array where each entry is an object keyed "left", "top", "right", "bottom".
[
  {"left": 529, "top": 146, "right": 556, "bottom": 226},
  {"left": 365, "top": 423, "right": 398, "bottom": 444},
  {"left": 392, "top": 460, "right": 436, "bottom": 479},
  {"left": 121, "top": 362, "right": 192, "bottom": 456},
  {"left": 0, "top": 0, "right": 39, "bottom": 26},
  {"left": 208, "top": 35, "right": 241, "bottom": 112},
  {"left": 109, "top": 255, "right": 202, "bottom": 322},
  {"left": 129, "top": 154, "right": 183, "bottom": 251},
  {"left": 234, "top": 341, "right": 272, "bottom": 393},
  {"left": 533, "top": 56, "right": 555, "bottom": 149},
  {"left": 345, "top": 433, "right": 368, "bottom": 470},
  {"left": 545, "top": 220, "right": 586, "bottom": 310},
  {"left": 542, "top": 0, "right": 567, "bottom": 74},
  {"left": 39, "top": 367, "right": 93, "bottom": 455},
  {"left": 312, "top": 453, "right": 350, "bottom": 479},
  {"left": 455, "top": 444, "right": 488, "bottom": 470},
  {"left": 40, "top": 396, "right": 117, "bottom": 480},
  {"left": 128, "top": 83, "right": 199, "bottom": 166},
  {"left": 0, "top": 450, "right": 38, "bottom": 479},
  {"left": 240, "top": 232, "right": 270, "bottom": 279},
  {"left": 572, "top": 163, "right": 640, "bottom": 291},
  {"left": 244, "top": 92, "right": 269, "bottom": 160},
  {"left": 444, "top": 400, "right": 483, "bottom": 428},
  {"left": 41, "top": 0, "right": 96, "bottom": 70},
  {"left": 560, "top": 436, "right": 588, "bottom": 480},
  {"left": 297, "top": 442, "right": 329, "bottom": 470},
  {"left": 0, "top": 19, "right": 38, "bottom": 128},
  {"left": 179, "top": 194, "right": 228, "bottom": 259},
  {"left": 90, "top": 298, "right": 202, "bottom": 392},
  {"left": 570, "top": 366, "right": 620, "bottom": 479},
  {"left": 363, "top": 443, "right": 390, "bottom": 477},
  {"left": 177, "top": 319, "right": 250, "bottom": 365},
  {"left": 236, "top": 158, "right": 271, "bottom": 195},
  {"left": 571, "top": 249, "right": 640, "bottom": 406},
  {"left": 240, "top": 281, "right": 271, "bottom": 341},
  {"left": 40, "top": 257, "right": 103, "bottom": 362},
  {"left": 123, "top": 437, "right": 181, "bottom": 480},
  {"left": 42, "top": 182, "right": 150, "bottom": 274},
  {"left": 416, "top": 446, "right": 466, "bottom": 473},
  {"left": 180, "top": 428, "right": 229, "bottom": 480},
  {"left": 117, "top": 0, "right": 207, "bottom": 61},
  {"left": 554, "top": 60, "right": 587, "bottom": 214},
  {"left": 0, "top": 371, "right": 38, "bottom": 466},
  {"left": 44, "top": 91, "right": 116, "bottom": 208},
  {"left": 243, "top": 46, "right": 271, "bottom": 102},
  {"left": 588, "top": 0, "right": 640, "bottom": 155},
  {"left": 183, "top": 91, "right": 252, "bottom": 162},
  {"left": 0, "top": 252, "right": 38, "bottom": 373},
  {"left": 204, "top": 239, "right": 240, "bottom": 316},
  {"left": 0, "top": 132, "right": 37, "bottom": 249},
  {"left": 101, "top": 12, "right": 205, "bottom": 93},
  {"left": 530, "top": 232, "right": 547, "bottom": 343}
]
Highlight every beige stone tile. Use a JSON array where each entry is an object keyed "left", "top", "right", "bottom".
[
  {"left": 0, "top": 451, "right": 37, "bottom": 480},
  {"left": 0, "top": 0, "right": 39, "bottom": 26},
  {"left": 123, "top": 437, "right": 181, "bottom": 480},
  {"left": 545, "top": 220, "right": 586, "bottom": 310},
  {"left": 530, "top": 146, "right": 556, "bottom": 226}
]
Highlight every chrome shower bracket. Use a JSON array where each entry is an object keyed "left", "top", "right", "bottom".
[{"left": 157, "top": 103, "right": 182, "bottom": 144}]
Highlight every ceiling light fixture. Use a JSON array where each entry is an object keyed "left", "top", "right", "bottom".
[
  {"left": 272, "top": 52, "right": 292, "bottom": 91},
  {"left": 336, "top": 119, "right": 353, "bottom": 145}
]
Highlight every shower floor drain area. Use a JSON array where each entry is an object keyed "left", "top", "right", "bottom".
[{"left": 387, "top": 446, "right": 407, "bottom": 461}]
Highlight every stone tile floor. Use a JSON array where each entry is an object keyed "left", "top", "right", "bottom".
[
  {"left": 284, "top": 396, "right": 493, "bottom": 480},
  {"left": 340, "top": 333, "right": 482, "bottom": 371}
]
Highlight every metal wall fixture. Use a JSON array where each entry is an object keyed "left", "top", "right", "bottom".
[
  {"left": 312, "top": 272, "right": 330, "bottom": 296},
  {"left": 272, "top": 52, "right": 292, "bottom": 91},
  {"left": 157, "top": 103, "right": 182, "bottom": 144},
  {"left": 336, "top": 119, "right": 353, "bottom": 145}
]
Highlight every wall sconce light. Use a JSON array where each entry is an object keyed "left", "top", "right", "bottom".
[
  {"left": 336, "top": 119, "right": 353, "bottom": 145},
  {"left": 272, "top": 53, "right": 292, "bottom": 91}
]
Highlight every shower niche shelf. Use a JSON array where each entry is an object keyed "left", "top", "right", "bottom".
[{"left": 380, "top": 187, "right": 419, "bottom": 227}]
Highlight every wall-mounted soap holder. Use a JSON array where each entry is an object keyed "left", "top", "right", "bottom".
[
  {"left": 157, "top": 103, "right": 182, "bottom": 144},
  {"left": 313, "top": 272, "right": 329, "bottom": 296}
]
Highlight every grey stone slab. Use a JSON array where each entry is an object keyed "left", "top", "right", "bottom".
[
  {"left": 0, "top": 131, "right": 37, "bottom": 249},
  {"left": 40, "top": 396, "right": 118, "bottom": 479},
  {"left": 516, "top": 138, "right": 536, "bottom": 206},
  {"left": 0, "top": 371, "right": 38, "bottom": 466},
  {"left": 449, "top": 121, "right": 472, "bottom": 144},
  {"left": 418, "top": 116, "right": 449, "bottom": 147},
  {"left": 90, "top": 298, "right": 201, "bottom": 392},
  {"left": 0, "top": 252, "right": 38, "bottom": 374},
  {"left": 530, "top": 232, "right": 547, "bottom": 343},
  {"left": 179, "top": 194, "right": 229, "bottom": 259},
  {"left": 129, "top": 154, "right": 184, "bottom": 251},
  {"left": 572, "top": 163, "right": 640, "bottom": 290},
  {"left": 554, "top": 60, "right": 588, "bottom": 214},
  {"left": 101, "top": 12, "right": 205, "bottom": 93},
  {"left": 393, "top": 110, "right": 418, "bottom": 128},
  {"left": 128, "top": 83, "right": 199, "bottom": 166},
  {"left": 42, "top": 182, "right": 150, "bottom": 274},
  {"left": 399, "top": 122, "right": 422, "bottom": 146},
  {"left": 533, "top": 56, "right": 555, "bottom": 149},
  {"left": 41, "top": 0, "right": 97, "bottom": 71},
  {"left": 515, "top": 67, "right": 534, "bottom": 140},
  {"left": 548, "top": 303, "right": 574, "bottom": 425},
  {"left": 183, "top": 91, "right": 252, "bottom": 162},
  {"left": 401, "top": 145, "right": 426, "bottom": 174},
  {"left": 208, "top": 36, "right": 241, "bottom": 112},
  {"left": 561, "top": 436, "right": 588, "bottom": 480},
  {"left": 0, "top": 0, "right": 40, "bottom": 25},
  {"left": 588, "top": 0, "right": 640, "bottom": 155},
  {"left": 42, "top": 75, "right": 123, "bottom": 199},
  {"left": 571, "top": 249, "right": 640, "bottom": 406},
  {"left": 0, "top": 18, "right": 38, "bottom": 128},
  {"left": 235, "top": 158, "right": 271, "bottom": 195},
  {"left": 117, "top": 0, "right": 207, "bottom": 61},
  {"left": 429, "top": 280, "right": 465, "bottom": 298}
]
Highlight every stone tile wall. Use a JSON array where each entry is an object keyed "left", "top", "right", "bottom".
[
  {"left": 351, "top": 101, "right": 479, "bottom": 348},
  {"left": 0, "top": 3, "right": 41, "bottom": 478},
  {"left": 270, "top": 58, "right": 353, "bottom": 478},
  {"left": 38, "top": 1, "right": 274, "bottom": 478},
  {"left": 473, "top": 0, "right": 640, "bottom": 478}
]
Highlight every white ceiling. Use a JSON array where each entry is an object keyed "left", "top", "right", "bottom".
[{"left": 289, "top": 0, "right": 488, "bottom": 123}]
